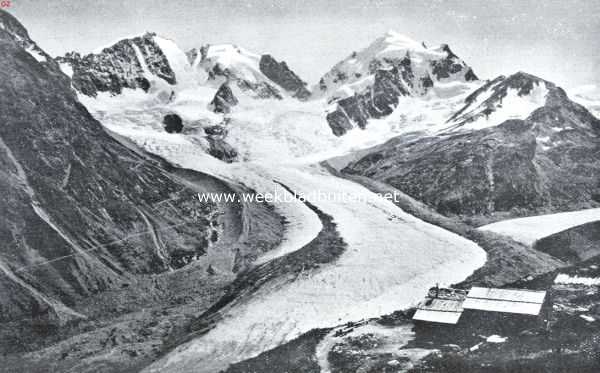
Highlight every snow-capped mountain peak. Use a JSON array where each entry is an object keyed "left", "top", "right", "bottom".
[
  {"left": 317, "top": 30, "right": 478, "bottom": 135},
  {"left": 195, "top": 43, "right": 265, "bottom": 85},
  {"left": 379, "top": 29, "right": 424, "bottom": 51},
  {"left": 446, "top": 71, "right": 552, "bottom": 131},
  {"left": 188, "top": 43, "right": 310, "bottom": 100}
]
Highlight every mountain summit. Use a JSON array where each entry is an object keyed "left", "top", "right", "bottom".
[
  {"left": 315, "top": 30, "right": 478, "bottom": 135},
  {"left": 188, "top": 43, "right": 310, "bottom": 101}
]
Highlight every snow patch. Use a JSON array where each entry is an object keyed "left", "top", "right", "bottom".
[
  {"left": 59, "top": 62, "right": 73, "bottom": 78},
  {"left": 555, "top": 274, "right": 600, "bottom": 286},
  {"left": 455, "top": 84, "right": 548, "bottom": 131},
  {"left": 580, "top": 315, "right": 595, "bottom": 322},
  {"left": 25, "top": 46, "right": 46, "bottom": 62},
  {"left": 478, "top": 208, "right": 600, "bottom": 246},
  {"left": 153, "top": 35, "right": 200, "bottom": 87},
  {"left": 486, "top": 335, "right": 507, "bottom": 343}
]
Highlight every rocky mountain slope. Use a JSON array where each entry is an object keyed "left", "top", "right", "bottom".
[
  {"left": 343, "top": 72, "right": 600, "bottom": 221},
  {"left": 315, "top": 31, "right": 478, "bottom": 135},
  {"left": 0, "top": 10, "right": 279, "bottom": 328},
  {"left": 55, "top": 32, "right": 186, "bottom": 97}
]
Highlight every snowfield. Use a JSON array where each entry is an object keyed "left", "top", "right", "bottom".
[
  {"left": 478, "top": 208, "right": 600, "bottom": 246},
  {"left": 554, "top": 274, "right": 600, "bottom": 286}
]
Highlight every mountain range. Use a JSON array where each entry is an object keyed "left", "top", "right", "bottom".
[{"left": 2, "top": 8, "right": 600, "bottom": 373}]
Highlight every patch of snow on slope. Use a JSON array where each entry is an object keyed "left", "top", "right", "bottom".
[
  {"left": 25, "top": 46, "right": 46, "bottom": 62},
  {"left": 478, "top": 208, "right": 600, "bottom": 246},
  {"left": 58, "top": 62, "right": 73, "bottom": 78},
  {"left": 143, "top": 164, "right": 486, "bottom": 373},
  {"left": 486, "top": 335, "right": 507, "bottom": 343},
  {"left": 153, "top": 35, "right": 202, "bottom": 87},
  {"left": 555, "top": 274, "right": 600, "bottom": 286},
  {"left": 457, "top": 83, "right": 548, "bottom": 131}
]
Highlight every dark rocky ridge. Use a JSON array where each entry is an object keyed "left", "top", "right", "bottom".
[
  {"left": 56, "top": 32, "right": 176, "bottom": 96},
  {"left": 431, "top": 44, "right": 478, "bottom": 81},
  {"left": 259, "top": 54, "right": 310, "bottom": 99},
  {"left": 209, "top": 83, "right": 239, "bottom": 113},
  {"left": 324, "top": 44, "right": 478, "bottom": 136},
  {"left": 326, "top": 67, "right": 411, "bottom": 135},
  {"left": 343, "top": 73, "right": 600, "bottom": 221}
]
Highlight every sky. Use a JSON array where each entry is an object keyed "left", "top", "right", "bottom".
[{"left": 7, "top": 0, "right": 600, "bottom": 88}]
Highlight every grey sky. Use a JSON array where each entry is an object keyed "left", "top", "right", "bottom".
[{"left": 8, "top": 0, "right": 600, "bottom": 88}]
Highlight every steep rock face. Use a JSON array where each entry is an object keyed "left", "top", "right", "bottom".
[
  {"left": 316, "top": 31, "right": 478, "bottom": 135},
  {"left": 326, "top": 67, "right": 411, "bottom": 135},
  {"left": 344, "top": 73, "right": 600, "bottom": 219},
  {"left": 258, "top": 54, "right": 310, "bottom": 99},
  {"left": 209, "top": 83, "right": 239, "bottom": 113},
  {"left": 0, "top": 11, "right": 246, "bottom": 324},
  {"left": 56, "top": 33, "right": 177, "bottom": 96}
]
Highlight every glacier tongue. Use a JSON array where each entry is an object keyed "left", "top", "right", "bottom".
[{"left": 143, "top": 163, "right": 486, "bottom": 373}]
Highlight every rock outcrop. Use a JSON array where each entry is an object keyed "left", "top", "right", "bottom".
[
  {"left": 56, "top": 32, "right": 176, "bottom": 96},
  {"left": 209, "top": 83, "right": 239, "bottom": 113},
  {"left": 163, "top": 113, "right": 184, "bottom": 133},
  {"left": 259, "top": 54, "right": 310, "bottom": 99}
]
